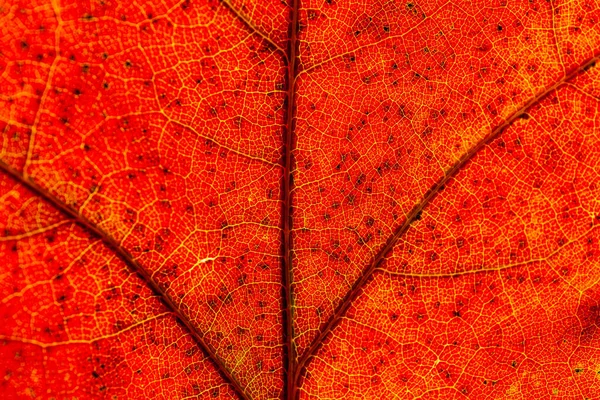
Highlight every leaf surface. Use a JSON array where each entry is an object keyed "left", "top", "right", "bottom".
[{"left": 0, "top": 0, "right": 599, "bottom": 399}]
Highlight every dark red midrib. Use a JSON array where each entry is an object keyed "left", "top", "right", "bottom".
[
  {"left": 282, "top": 0, "right": 300, "bottom": 399},
  {"left": 0, "top": 160, "right": 251, "bottom": 400},
  {"left": 292, "top": 54, "right": 600, "bottom": 391}
]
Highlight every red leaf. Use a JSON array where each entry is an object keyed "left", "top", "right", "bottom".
[{"left": 1, "top": 0, "right": 599, "bottom": 398}]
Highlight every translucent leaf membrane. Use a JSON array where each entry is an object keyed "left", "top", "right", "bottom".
[
  {"left": 0, "top": 174, "right": 237, "bottom": 399},
  {"left": 301, "top": 60, "right": 600, "bottom": 399},
  {"left": 2, "top": 0, "right": 600, "bottom": 398},
  {"left": 0, "top": 0, "right": 285, "bottom": 397},
  {"left": 291, "top": 0, "right": 600, "bottom": 355}
]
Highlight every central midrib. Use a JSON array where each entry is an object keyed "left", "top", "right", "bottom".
[{"left": 281, "top": 0, "right": 301, "bottom": 398}]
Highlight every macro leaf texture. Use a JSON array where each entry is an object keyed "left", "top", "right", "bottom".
[{"left": 1, "top": 0, "right": 600, "bottom": 398}]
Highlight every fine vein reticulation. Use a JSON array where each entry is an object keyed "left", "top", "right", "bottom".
[
  {"left": 292, "top": 53, "right": 600, "bottom": 394},
  {"left": 2, "top": 0, "right": 600, "bottom": 399},
  {"left": 0, "top": 159, "right": 251, "bottom": 400}
]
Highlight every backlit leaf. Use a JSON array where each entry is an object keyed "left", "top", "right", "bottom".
[{"left": 1, "top": 0, "right": 599, "bottom": 398}]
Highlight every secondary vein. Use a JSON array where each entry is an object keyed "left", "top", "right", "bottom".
[
  {"left": 0, "top": 160, "right": 251, "bottom": 400},
  {"left": 293, "top": 53, "right": 600, "bottom": 390}
]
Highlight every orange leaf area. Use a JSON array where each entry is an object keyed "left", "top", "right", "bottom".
[
  {"left": 301, "top": 67, "right": 600, "bottom": 399},
  {"left": 1, "top": 0, "right": 600, "bottom": 399}
]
